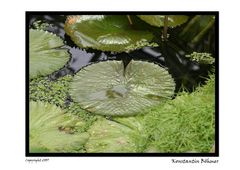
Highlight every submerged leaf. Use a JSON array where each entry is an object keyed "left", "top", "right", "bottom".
[
  {"left": 138, "top": 15, "right": 189, "bottom": 28},
  {"left": 29, "top": 101, "right": 89, "bottom": 153},
  {"left": 85, "top": 117, "right": 147, "bottom": 153},
  {"left": 64, "top": 15, "right": 157, "bottom": 52},
  {"left": 70, "top": 60, "right": 175, "bottom": 116},
  {"left": 29, "top": 29, "right": 70, "bottom": 78}
]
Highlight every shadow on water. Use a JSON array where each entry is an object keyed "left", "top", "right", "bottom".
[{"left": 29, "top": 15, "right": 215, "bottom": 93}]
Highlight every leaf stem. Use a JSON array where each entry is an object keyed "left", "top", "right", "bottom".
[
  {"left": 127, "top": 15, "right": 133, "bottom": 25},
  {"left": 163, "top": 15, "right": 168, "bottom": 41}
]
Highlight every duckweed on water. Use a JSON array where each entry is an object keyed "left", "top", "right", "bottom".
[
  {"left": 186, "top": 52, "right": 215, "bottom": 64},
  {"left": 29, "top": 75, "right": 97, "bottom": 132}
]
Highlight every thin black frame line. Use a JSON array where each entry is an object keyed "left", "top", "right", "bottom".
[
  {"left": 25, "top": 11, "right": 219, "bottom": 157},
  {"left": 214, "top": 13, "right": 219, "bottom": 156},
  {"left": 26, "top": 12, "right": 30, "bottom": 156},
  {"left": 26, "top": 11, "right": 218, "bottom": 15}
]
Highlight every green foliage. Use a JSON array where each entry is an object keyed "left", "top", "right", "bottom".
[
  {"left": 28, "top": 15, "right": 216, "bottom": 153},
  {"left": 186, "top": 52, "right": 215, "bottom": 64},
  {"left": 30, "top": 75, "right": 73, "bottom": 107},
  {"left": 29, "top": 63, "right": 215, "bottom": 153},
  {"left": 30, "top": 101, "right": 89, "bottom": 153},
  {"left": 29, "top": 75, "right": 97, "bottom": 133},
  {"left": 70, "top": 60, "right": 175, "bottom": 116},
  {"left": 30, "top": 29, "right": 70, "bottom": 78},
  {"left": 179, "top": 15, "right": 215, "bottom": 44},
  {"left": 64, "top": 15, "right": 158, "bottom": 52},
  {"left": 85, "top": 117, "right": 148, "bottom": 153},
  {"left": 137, "top": 15, "right": 189, "bottom": 28},
  {"left": 143, "top": 75, "right": 215, "bottom": 152},
  {"left": 32, "top": 20, "right": 53, "bottom": 30},
  {"left": 84, "top": 74, "right": 215, "bottom": 153}
]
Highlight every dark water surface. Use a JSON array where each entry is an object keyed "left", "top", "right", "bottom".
[{"left": 29, "top": 15, "right": 215, "bottom": 92}]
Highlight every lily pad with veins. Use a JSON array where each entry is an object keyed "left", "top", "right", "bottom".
[
  {"left": 137, "top": 15, "right": 189, "bottom": 28},
  {"left": 70, "top": 60, "right": 175, "bottom": 116},
  {"left": 30, "top": 29, "right": 70, "bottom": 79},
  {"left": 29, "top": 101, "right": 89, "bottom": 153},
  {"left": 64, "top": 15, "right": 158, "bottom": 53}
]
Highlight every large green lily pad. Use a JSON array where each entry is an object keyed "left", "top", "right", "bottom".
[
  {"left": 137, "top": 15, "right": 189, "bottom": 28},
  {"left": 64, "top": 15, "right": 157, "bottom": 52},
  {"left": 85, "top": 117, "right": 147, "bottom": 153},
  {"left": 29, "top": 29, "right": 70, "bottom": 78},
  {"left": 70, "top": 60, "right": 175, "bottom": 116},
  {"left": 29, "top": 101, "right": 89, "bottom": 153}
]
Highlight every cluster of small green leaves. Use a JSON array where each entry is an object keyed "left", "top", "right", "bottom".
[
  {"left": 30, "top": 75, "right": 72, "bottom": 107},
  {"left": 67, "top": 102, "right": 97, "bottom": 133},
  {"left": 142, "top": 74, "right": 215, "bottom": 153},
  {"left": 186, "top": 52, "right": 215, "bottom": 64},
  {"left": 32, "top": 20, "right": 53, "bottom": 31},
  {"left": 124, "top": 40, "right": 158, "bottom": 53},
  {"left": 29, "top": 75, "right": 97, "bottom": 132}
]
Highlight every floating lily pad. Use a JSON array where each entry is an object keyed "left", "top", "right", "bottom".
[
  {"left": 64, "top": 15, "right": 157, "bottom": 52},
  {"left": 85, "top": 117, "right": 147, "bottom": 153},
  {"left": 30, "top": 29, "right": 70, "bottom": 78},
  {"left": 29, "top": 101, "right": 89, "bottom": 153},
  {"left": 70, "top": 60, "right": 175, "bottom": 116},
  {"left": 137, "top": 15, "right": 189, "bottom": 28}
]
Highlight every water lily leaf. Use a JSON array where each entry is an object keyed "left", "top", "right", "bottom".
[
  {"left": 85, "top": 117, "right": 147, "bottom": 153},
  {"left": 70, "top": 60, "right": 175, "bottom": 116},
  {"left": 30, "top": 29, "right": 70, "bottom": 79},
  {"left": 29, "top": 101, "right": 89, "bottom": 153},
  {"left": 137, "top": 15, "right": 189, "bottom": 28},
  {"left": 64, "top": 15, "right": 157, "bottom": 52}
]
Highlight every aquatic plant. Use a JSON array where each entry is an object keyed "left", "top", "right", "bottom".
[
  {"left": 186, "top": 52, "right": 215, "bottom": 64},
  {"left": 143, "top": 75, "right": 215, "bottom": 152},
  {"left": 64, "top": 15, "right": 158, "bottom": 52},
  {"left": 30, "top": 75, "right": 73, "bottom": 107},
  {"left": 28, "top": 14, "right": 216, "bottom": 154},
  {"left": 32, "top": 20, "right": 53, "bottom": 30},
  {"left": 85, "top": 116, "right": 147, "bottom": 153},
  {"left": 70, "top": 60, "right": 175, "bottom": 116},
  {"left": 29, "top": 101, "right": 89, "bottom": 153},
  {"left": 29, "top": 29, "right": 70, "bottom": 78},
  {"left": 85, "top": 74, "right": 215, "bottom": 153},
  {"left": 137, "top": 15, "right": 189, "bottom": 28},
  {"left": 179, "top": 15, "right": 215, "bottom": 44},
  {"left": 29, "top": 75, "right": 97, "bottom": 132}
]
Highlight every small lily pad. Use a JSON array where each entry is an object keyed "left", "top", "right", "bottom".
[
  {"left": 137, "top": 15, "right": 189, "bottom": 28},
  {"left": 70, "top": 60, "right": 175, "bottom": 116},
  {"left": 30, "top": 29, "right": 70, "bottom": 78},
  {"left": 29, "top": 101, "right": 89, "bottom": 153},
  {"left": 64, "top": 15, "right": 157, "bottom": 52}
]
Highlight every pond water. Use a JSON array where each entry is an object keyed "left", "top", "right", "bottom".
[{"left": 28, "top": 15, "right": 215, "bottom": 92}]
